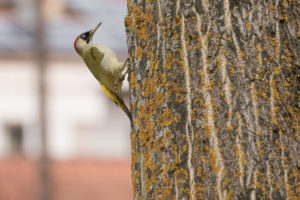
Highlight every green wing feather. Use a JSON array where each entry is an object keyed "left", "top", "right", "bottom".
[
  {"left": 90, "top": 47, "right": 104, "bottom": 64},
  {"left": 89, "top": 47, "right": 131, "bottom": 121}
]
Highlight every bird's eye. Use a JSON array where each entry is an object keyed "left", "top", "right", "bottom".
[{"left": 80, "top": 32, "right": 90, "bottom": 40}]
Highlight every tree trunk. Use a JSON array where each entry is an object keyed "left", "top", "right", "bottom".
[{"left": 125, "top": 0, "right": 299, "bottom": 199}]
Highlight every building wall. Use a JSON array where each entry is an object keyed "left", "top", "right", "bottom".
[{"left": 0, "top": 60, "right": 131, "bottom": 159}]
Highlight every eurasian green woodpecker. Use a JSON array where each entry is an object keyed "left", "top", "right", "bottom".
[{"left": 74, "top": 22, "right": 131, "bottom": 121}]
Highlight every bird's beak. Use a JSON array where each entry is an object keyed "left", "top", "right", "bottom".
[{"left": 89, "top": 22, "right": 102, "bottom": 41}]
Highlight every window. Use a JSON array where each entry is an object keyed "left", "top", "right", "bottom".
[{"left": 5, "top": 124, "right": 24, "bottom": 154}]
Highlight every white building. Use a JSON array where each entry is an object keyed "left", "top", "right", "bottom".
[
  {"left": 0, "top": 59, "right": 131, "bottom": 159},
  {"left": 0, "top": 0, "right": 131, "bottom": 160}
]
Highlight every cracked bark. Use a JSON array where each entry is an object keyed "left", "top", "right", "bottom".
[{"left": 125, "top": 0, "right": 299, "bottom": 199}]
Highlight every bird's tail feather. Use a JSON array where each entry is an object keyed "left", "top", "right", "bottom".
[
  {"left": 118, "top": 99, "right": 132, "bottom": 121},
  {"left": 100, "top": 84, "right": 132, "bottom": 121}
]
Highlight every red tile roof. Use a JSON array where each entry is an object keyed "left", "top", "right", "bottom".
[{"left": 0, "top": 157, "right": 132, "bottom": 200}]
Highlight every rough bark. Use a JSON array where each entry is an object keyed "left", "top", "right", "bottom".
[{"left": 125, "top": 0, "right": 299, "bottom": 199}]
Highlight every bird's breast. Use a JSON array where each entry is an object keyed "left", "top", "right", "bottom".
[{"left": 95, "top": 45, "right": 120, "bottom": 72}]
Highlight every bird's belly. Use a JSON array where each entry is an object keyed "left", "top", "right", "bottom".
[{"left": 101, "top": 56, "right": 119, "bottom": 72}]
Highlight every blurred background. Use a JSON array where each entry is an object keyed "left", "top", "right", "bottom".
[{"left": 0, "top": 0, "right": 132, "bottom": 199}]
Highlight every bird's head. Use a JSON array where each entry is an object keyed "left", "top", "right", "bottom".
[{"left": 74, "top": 22, "right": 102, "bottom": 55}]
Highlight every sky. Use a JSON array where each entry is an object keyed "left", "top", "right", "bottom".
[{"left": 0, "top": 0, "right": 128, "bottom": 55}]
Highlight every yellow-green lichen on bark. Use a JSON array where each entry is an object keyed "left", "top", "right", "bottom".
[{"left": 125, "top": 0, "right": 299, "bottom": 199}]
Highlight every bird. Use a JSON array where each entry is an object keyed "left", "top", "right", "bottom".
[{"left": 74, "top": 22, "right": 131, "bottom": 121}]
